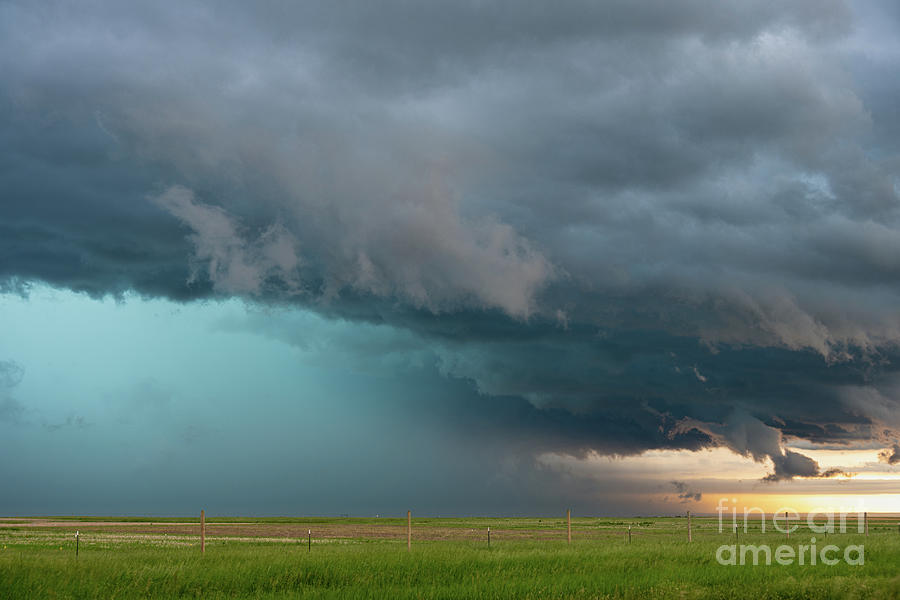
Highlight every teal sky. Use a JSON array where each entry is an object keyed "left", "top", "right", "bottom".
[
  {"left": 0, "top": 286, "right": 618, "bottom": 516},
  {"left": 0, "top": 287, "right": 458, "bottom": 515}
]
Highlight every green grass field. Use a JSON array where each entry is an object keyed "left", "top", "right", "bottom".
[{"left": 2, "top": 517, "right": 898, "bottom": 599}]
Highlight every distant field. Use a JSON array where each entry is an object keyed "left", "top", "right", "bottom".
[{"left": 2, "top": 516, "right": 899, "bottom": 599}]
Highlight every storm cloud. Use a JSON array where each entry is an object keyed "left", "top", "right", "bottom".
[
  {"left": 3, "top": 0, "right": 900, "bottom": 481},
  {"left": 670, "top": 481, "right": 701, "bottom": 503}
]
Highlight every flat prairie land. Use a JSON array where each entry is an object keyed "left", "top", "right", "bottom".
[{"left": 2, "top": 516, "right": 899, "bottom": 599}]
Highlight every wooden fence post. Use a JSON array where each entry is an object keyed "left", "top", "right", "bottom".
[
  {"left": 687, "top": 511, "right": 692, "bottom": 542},
  {"left": 487, "top": 526, "right": 491, "bottom": 547},
  {"left": 201, "top": 510, "right": 205, "bottom": 554},
  {"left": 567, "top": 509, "right": 571, "bottom": 545},
  {"left": 785, "top": 511, "right": 789, "bottom": 540},
  {"left": 865, "top": 512, "right": 869, "bottom": 537},
  {"left": 407, "top": 510, "right": 411, "bottom": 551}
]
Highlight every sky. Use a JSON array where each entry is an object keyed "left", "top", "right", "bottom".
[{"left": 2, "top": 1, "right": 900, "bottom": 516}]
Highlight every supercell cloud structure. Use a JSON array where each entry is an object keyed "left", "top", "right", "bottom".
[{"left": 3, "top": 0, "right": 900, "bottom": 482}]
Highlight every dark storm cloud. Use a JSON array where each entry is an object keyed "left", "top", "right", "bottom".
[
  {"left": 879, "top": 443, "right": 900, "bottom": 465},
  {"left": 3, "top": 0, "right": 900, "bottom": 480},
  {"left": 670, "top": 481, "right": 701, "bottom": 503}
]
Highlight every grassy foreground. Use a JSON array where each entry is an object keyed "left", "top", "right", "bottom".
[{"left": 2, "top": 518, "right": 899, "bottom": 599}]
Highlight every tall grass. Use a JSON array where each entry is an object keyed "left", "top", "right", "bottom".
[{"left": 2, "top": 524, "right": 900, "bottom": 598}]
